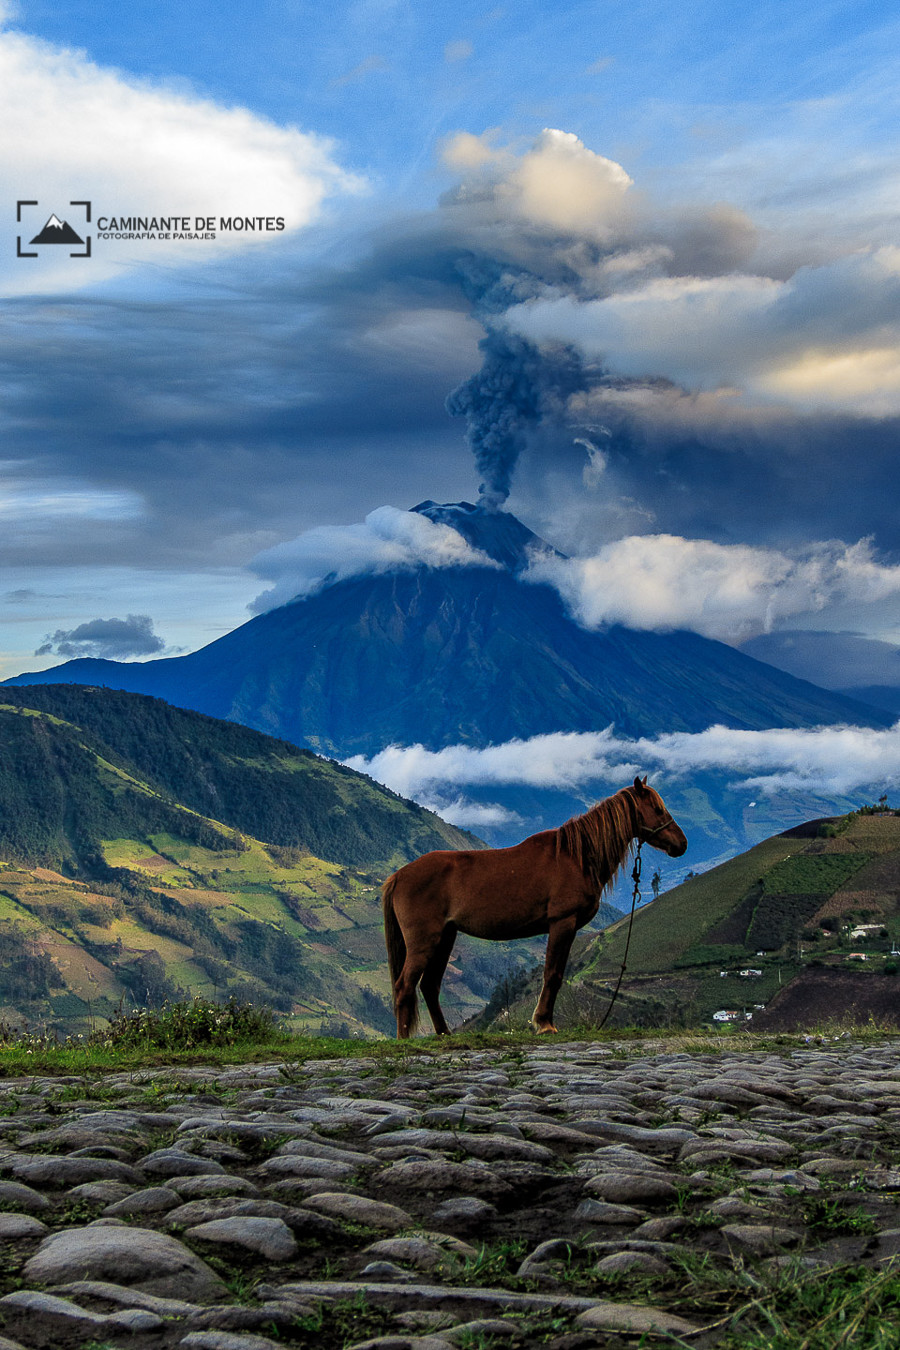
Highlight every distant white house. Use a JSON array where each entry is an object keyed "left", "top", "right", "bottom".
[
  {"left": 713, "top": 1010, "right": 753, "bottom": 1022},
  {"left": 738, "top": 968, "right": 763, "bottom": 977},
  {"left": 849, "top": 924, "right": 883, "bottom": 940}
]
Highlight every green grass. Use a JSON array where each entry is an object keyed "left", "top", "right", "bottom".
[
  {"left": 763, "top": 853, "right": 875, "bottom": 895},
  {"left": 719, "top": 1264, "right": 900, "bottom": 1350},
  {"left": 0, "top": 1023, "right": 895, "bottom": 1077}
]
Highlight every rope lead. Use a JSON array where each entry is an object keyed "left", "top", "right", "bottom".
[{"left": 595, "top": 840, "right": 643, "bottom": 1031}]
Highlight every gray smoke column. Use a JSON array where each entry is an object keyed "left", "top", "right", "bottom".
[{"left": 446, "top": 328, "right": 586, "bottom": 509}]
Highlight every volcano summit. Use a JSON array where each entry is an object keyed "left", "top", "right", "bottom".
[{"left": 5, "top": 501, "right": 886, "bottom": 762}]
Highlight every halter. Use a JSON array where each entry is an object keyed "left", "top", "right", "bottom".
[{"left": 640, "top": 813, "right": 675, "bottom": 838}]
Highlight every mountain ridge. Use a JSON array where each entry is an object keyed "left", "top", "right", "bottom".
[
  {"left": 5, "top": 503, "right": 892, "bottom": 870},
  {"left": 4, "top": 505, "right": 888, "bottom": 757}
]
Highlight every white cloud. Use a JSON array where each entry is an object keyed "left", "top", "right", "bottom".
[
  {"left": 638, "top": 723, "right": 900, "bottom": 798},
  {"left": 444, "top": 39, "right": 473, "bottom": 63},
  {"left": 248, "top": 505, "right": 500, "bottom": 612},
  {"left": 416, "top": 795, "right": 522, "bottom": 830},
  {"left": 504, "top": 247, "right": 900, "bottom": 416},
  {"left": 346, "top": 722, "right": 900, "bottom": 805},
  {"left": 1, "top": 18, "right": 363, "bottom": 294},
  {"left": 524, "top": 534, "right": 900, "bottom": 643},
  {"left": 344, "top": 729, "right": 641, "bottom": 796},
  {"left": 441, "top": 128, "right": 633, "bottom": 236}
]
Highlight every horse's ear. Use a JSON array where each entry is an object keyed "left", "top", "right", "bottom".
[{"left": 633, "top": 775, "right": 647, "bottom": 794}]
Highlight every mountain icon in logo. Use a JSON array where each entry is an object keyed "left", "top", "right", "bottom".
[{"left": 29, "top": 214, "right": 84, "bottom": 245}]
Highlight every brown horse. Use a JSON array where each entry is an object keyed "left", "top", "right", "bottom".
[{"left": 382, "top": 776, "right": 687, "bottom": 1037}]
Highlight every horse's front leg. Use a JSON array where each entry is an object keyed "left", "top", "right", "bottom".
[{"left": 532, "top": 914, "right": 578, "bottom": 1034}]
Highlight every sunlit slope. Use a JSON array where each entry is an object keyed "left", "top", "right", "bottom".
[
  {"left": 0, "top": 697, "right": 521, "bottom": 1037},
  {"left": 0, "top": 832, "right": 397, "bottom": 1036},
  {"left": 582, "top": 810, "right": 900, "bottom": 979}
]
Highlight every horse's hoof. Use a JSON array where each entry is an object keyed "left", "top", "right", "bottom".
[{"left": 535, "top": 1024, "right": 558, "bottom": 1034}]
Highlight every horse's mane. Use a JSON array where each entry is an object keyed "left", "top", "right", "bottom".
[{"left": 555, "top": 788, "right": 637, "bottom": 897}]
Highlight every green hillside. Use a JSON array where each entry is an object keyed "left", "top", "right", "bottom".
[
  {"left": 478, "top": 809, "right": 900, "bottom": 1031},
  {"left": 0, "top": 696, "right": 541, "bottom": 1038},
  {"left": 0, "top": 685, "right": 477, "bottom": 868}
]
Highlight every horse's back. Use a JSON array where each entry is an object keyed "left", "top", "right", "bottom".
[{"left": 393, "top": 848, "right": 480, "bottom": 890}]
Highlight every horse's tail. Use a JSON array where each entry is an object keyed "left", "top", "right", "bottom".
[{"left": 382, "top": 871, "right": 418, "bottom": 1035}]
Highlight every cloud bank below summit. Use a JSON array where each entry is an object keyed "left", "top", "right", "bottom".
[
  {"left": 346, "top": 722, "right": 900, "bottom": 827},
  {"left": 525, "top": 535, "right": 900, "bottom": 644}
]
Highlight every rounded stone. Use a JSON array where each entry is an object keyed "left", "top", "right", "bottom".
[
  {"left": 137, "top": 1149, "right": 226, "bottom": 1178},
  {"left": 259, "top": 1156, "right": 353, "bottom": 1180},
  {"left": 67, "top": 1181, "right": 134, "bottom": 1204},
  {"left": 0, "top": 1213, "right": 47, "bottom": 1239},
  {"left": 364, "top": 1238, "right": 461, "bottom": 1274},
  {"left": 0, "top": 1181, "right": 50, "bottom": 1213},
  {"left": 7, "top": 1155, "right": 142, "bottom": 1188},
  {"left": 584, "top": 1172, "right": 679, "bottom": 1205},
  {"left": 378, "top": 1160, "right": 512, "bottom": 1199},
  {"left": 104, "top": 1186, "right": 181, "bottom": 1217},
  {"left": 429, "top": 1197, "right": 497, "bottom": 1231},
  {"left": 721, "top": 1223, "right": 802, "bottom": 1255},
  {"left": 23, "top": 1224, "right": 228, "bottom": 1303},
  {"left": 301, "top": 1192, "right": 414, "bottom": 1232},
  {"left": 576, "top": 1301, "right": 700, "bottom": 1335},
  {"left": 169, "top": 1175, "right": 260, "bottom": 1198},
  {"left": 574, "top": 1198, "right": 644, "bottom": 1225},
  {"left": 595, "top": 1250, "right": 670, "bottom": 1277},
  {"left": 180, "top": 1333, "right": 298, "bottom": 1349},
  {"left": 185, "top": 1217, "right": 298, "bottom": 1262}
]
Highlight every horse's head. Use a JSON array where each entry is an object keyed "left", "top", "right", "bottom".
[{"left": 629, "top": 776, "right": 688, "bottom": 857}]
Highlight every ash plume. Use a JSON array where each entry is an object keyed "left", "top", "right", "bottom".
[{"left": 446, "top": 329, "right": 587, "bottom": 509}]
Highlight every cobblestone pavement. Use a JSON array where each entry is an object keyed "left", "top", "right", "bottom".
[{"left": 0, "top": 1037, "right": 897, "bottom": 1349}]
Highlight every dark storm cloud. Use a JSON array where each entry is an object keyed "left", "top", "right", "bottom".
[
  {"left": 5, "top": 124, "right": 900, "bottom": 586},
  {"left": 0, "top": 264, "right": 481, "bottom": 568},
  {"left": 36, "top": 613, "right": 165, "bottom": 659}
]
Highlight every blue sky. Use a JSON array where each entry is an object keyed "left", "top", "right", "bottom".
[{"left": 3, "top": 0, "right": 900, "bottom": 684}]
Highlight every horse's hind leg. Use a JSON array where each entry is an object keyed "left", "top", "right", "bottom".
[
  {"left": 532, "top": 914, "right": 578, "bottom": 1034},
  {"left": 394, "top": 950, "right": 428, "bottom": 1039},
  {"left": 420, "top": 924, "right": 457, "bottom": 1035}
]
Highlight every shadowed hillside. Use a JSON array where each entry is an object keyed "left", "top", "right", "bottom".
[{"left": 0, "top": 686, "right": 478, "bottom": 869}]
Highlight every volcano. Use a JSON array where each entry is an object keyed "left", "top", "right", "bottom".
[{"left": 5, "top": 502, "right": 888, "bottom": 759}]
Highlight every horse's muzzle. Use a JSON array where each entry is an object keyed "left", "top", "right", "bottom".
[{"left": 661, "top": 826, "right": 688, "bottom": 857}]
